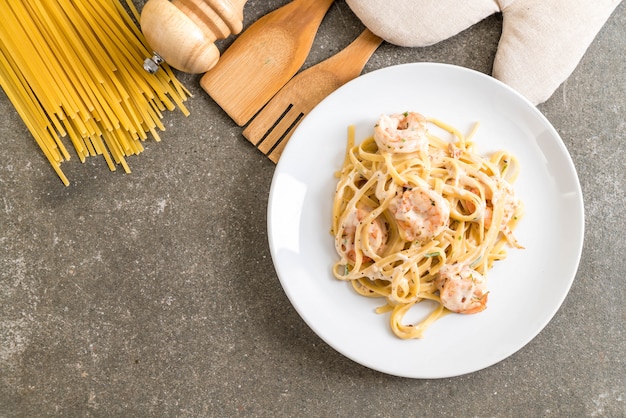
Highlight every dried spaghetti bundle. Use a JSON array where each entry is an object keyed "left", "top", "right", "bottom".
[{"left": 0, "top": 0, "right": 191, "bottom": 185}]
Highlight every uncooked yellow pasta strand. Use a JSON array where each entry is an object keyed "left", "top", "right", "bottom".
[{"left": 0, "top": 0, "right": 191, "bottom": 185}]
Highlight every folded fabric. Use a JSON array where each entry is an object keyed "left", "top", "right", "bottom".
[{"left": 345, "top": 0, "right": 621, "bottom": 105}]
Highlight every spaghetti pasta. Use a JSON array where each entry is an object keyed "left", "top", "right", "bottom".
[
  {"left": 331, "top": 112, "right": 524, "bottom": 339},
  {"left": 0, "top": 0, "right": 190, "bottom": 186}
]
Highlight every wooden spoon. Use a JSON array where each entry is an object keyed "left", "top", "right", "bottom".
[{"left": 200, "top": 0, "right": 335, "bottom": 126}]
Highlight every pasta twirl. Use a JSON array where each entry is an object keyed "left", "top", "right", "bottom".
[
  {"left": 0, "top": 0, "right": 190, "bottom": 186},
  {"left": 331, "top": 112, "right": 524, "bottom": 339}
]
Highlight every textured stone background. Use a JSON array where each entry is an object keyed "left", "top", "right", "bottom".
[{"left": 1, "top": 1, "right": 624, "bottom": 416}]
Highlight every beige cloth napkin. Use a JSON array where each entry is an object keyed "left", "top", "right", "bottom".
[{"left": 345, "top": 0, "right": 621, "bottom": 105}]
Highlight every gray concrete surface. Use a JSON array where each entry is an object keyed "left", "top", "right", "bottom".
[{"left": 1, "top": 1, "right": 624, "bottom": 416}]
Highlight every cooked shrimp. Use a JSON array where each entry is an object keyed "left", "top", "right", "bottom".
[
  {"left": 435, "top": 263, "right": 488, "bottom": 314},
  {"left": 374, "top": 112, "right": 429, "bottom": 154},
  {"left": 484, "top": 177, "right": 518, "bottom": 229},
  {"left": 465, "top": 178, "right": 519, "bottom": 229},
  {"left": 337, "top": 205, "right": 387, "bottom": 263},
  {"left": 389, "top": 185, "right": 450, "bottom": 242},
  {"left": 483, "top": 178, "right": 524, "bottom": 248}
]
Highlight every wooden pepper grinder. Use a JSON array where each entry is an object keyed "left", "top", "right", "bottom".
[{"left": 140, "top": 0, "right": 247, "bottom": 73}]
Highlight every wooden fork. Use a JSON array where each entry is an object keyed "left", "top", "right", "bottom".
[{"left": 242, "top": 29, "right": 383, "bottom": 163}]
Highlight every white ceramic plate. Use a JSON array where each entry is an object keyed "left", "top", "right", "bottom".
[{"left": 267, "top": 63, "right": 584, "bottom": 378}]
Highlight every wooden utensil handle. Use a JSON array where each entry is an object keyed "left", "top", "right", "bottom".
[
  {"left": 318, "top": 29, "right": 382, "bottom": 83},
  {"left": 140, "top": 0, "right": 247, "bottom": 74}
]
